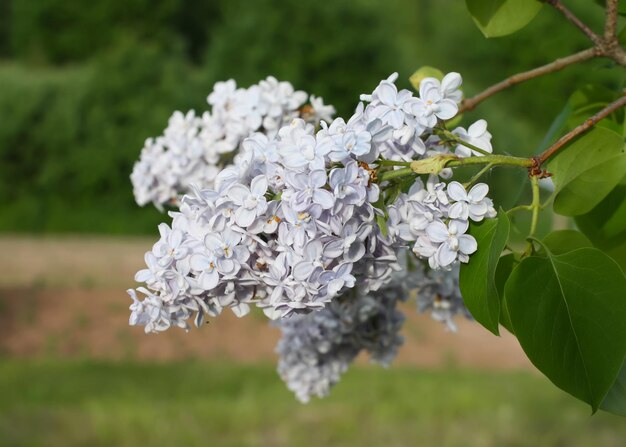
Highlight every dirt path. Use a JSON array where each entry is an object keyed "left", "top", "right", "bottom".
[{"left": 0, "top": 236, "right": 533, "bottom": 369}]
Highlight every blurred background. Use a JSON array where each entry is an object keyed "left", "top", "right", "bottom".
[{"left": 1, "top": 0, "right": 625, "bottom": 445}]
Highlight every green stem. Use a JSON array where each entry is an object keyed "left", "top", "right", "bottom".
[
  {"left": 463, "top": 162, "right": 494, "bottom": 188},
  {"left": 506, "top": 204, "right": 533, "bottom": 215},
  {"left": 377, "top": 159, "right": 412, "bottom": 167},
  {"left": 528, "top": 175, "right": 541, "bottom": 238},
  {"left": 446, "top": 154, "right": 532, "bottom": 169},
  {"left": 378, "top": 167, "right": 416, "bottom": 182},
  {"left": 437, "top": 129, "right": 493, "bottom": 156}
]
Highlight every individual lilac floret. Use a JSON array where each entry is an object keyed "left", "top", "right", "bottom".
[
  {"left": 447, "top": 181, "right": 497, "bottom": 221},
  {"left": 452, "top": 119, "right": 493, "bottom": 157}
]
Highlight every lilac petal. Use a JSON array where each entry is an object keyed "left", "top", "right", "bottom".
[
  {"left": 190, "top": 254, "right": 212, "bottom": 271},
  {"left": 293, "top": 261, "right": 315, "bottom": 281},
  {"left": 441, "top": 72, "right": 462, "bottom": 94},
  {"left": 421, "top": 85, "right": 440, "bottom": 102},
  {"left": 451, "top": 219, "right": 469, "bottom": 234},
  {"left": 388, "top": 110, "right": 405, "bottom": 129},
  {"left": 426, "top": 221, "right": 449, "bottom": 243},
  {"left": 223, "top": 229, "right": 242, "bottom": 246},
  {"left": 458, "top": 235, "right": 478, "bottom": 255},
  {"left": 157, "top": 223, "right": 170, "bottom": 239},
  {"left": 447, "top": 181, "right": 467, "bottom": 202},
  {"left": 250, "top": 175, "right": 268, "bottom": 197},
  {"left": 468, "top": 183, "right": 489, "bottom": 202},
  {"left": 231, "top": 303, "right": 250, "bottom": 318},
  {"left": 134, "top": 269, "right": 153, "bottom": 283},
  {"left": 376, "top": 82, "right": 398, "bottom": 106},
  {"left": 448, "top": 202, "right": 467, "bottom": 220},
  {"left": 469, "top": 202, "right": 488, "bottom": 219},
  {"left": 346, "top": 242, "right": 365, "bottom": 262},
  {"left": 227, "top": 184, "right": 250, "bottom": 205},
  {"left": 313, "top": 189, "right": 335, "bottom": 209},
  {"left": 305, "top": 240, "right": 323, "bottom": 260},
  {"left": 327, "top": 278, "right": 344, "bottom": 296},
  {"left": 235, "top": 207, "right": 256, "bottom": 227},
  {"left": 199, "top": 270, "right": 219, "bottom": 290},
  {"left": 217, "top": 258, "right": 237, "bottom": 275},
  {"left": 309, "top": 170, "right": 327, "bottom": 189},
  {"left": 335, "top": 262, "right": 353, "bottom": 276},
  {"left": 437, "top": 243, "right": 457, "bottom": 267},
  {"left": 435, "top": 99, "right": 458, "bottom": 120},
  {"left": 204, "top": 234, "right": 222, "bottom": 251},
  {"left": 468, "top": 119, "right": 487, "bottom": 137},
  {"left": 324, "top": 239, "right": 344, "bottom": 258}
]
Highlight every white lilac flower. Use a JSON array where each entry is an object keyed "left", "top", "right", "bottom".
[
  {"left": 447, "top": 181, "right": 496, "bottom": 221},
  {"left": 453, "top": 119, "right": 493, "bottom": 157},
  {"left": 419, "top": 72, "right": 463, "bottom": 104},
  {"left": 425, "top": 219, "right": 477, "bottom": 268},
  {"left": 131, "top": 78, "right": 333, "bottom": 209},
  {"left": 129, "top": 72, "right": 498, "bottom": 401},
  {"left": 285, "top": 170, "right": 335, "bottom": 211},
  {"left": 414, "top": 80, "right": 459, "bottom": 128},
  {"left": 226, "top": 175, "right": 269, "bottom": 227}
]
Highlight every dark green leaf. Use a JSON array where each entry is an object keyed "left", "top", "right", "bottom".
[
  {"left": 601, "top": 359, "right": 626, "bottom": 416},
  {"left": 548, "top": 127, "right": 626, "bottom": 216},
  {"left": 505, "top": 247, "right": 626, "bottom": 411},
  {"left": 494, "top": 253, "right": 516, "bottom": 334},
  {"left": 459, "top": 212, "right": 510, "bottom": 335},
  {"left": 576, "top": 183, "right": 626, "bottom": 272},
  {"left": 542, "top": 229, "right": 592, "bottom": 255},
  {"left": 465, "top": 0, "right": 543, "bottom": 38}
]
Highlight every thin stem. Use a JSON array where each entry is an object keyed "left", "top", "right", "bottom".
[
  {"left": 460, "top": 48, "right": 598, "bottom": 112},
  {"left": 447, "top": 154, "right": 533, "bottom": 169},
  {"left": 377, "top": 159, "right": 412, "bottom": 167},
  {"left": 528, "top": 176, "right": 541, "bottom": 238},
  {"left": 522, "top": 175, "right": 541, "bottom": 256},
  {"left": 454, "top": 138, "right": 491, "bottom": 155},
  {"left": 538, "top": 94, "right": 626, "bottom": 164},
  {"left": 506, "top": 204, "right": 533, "bottom": 215},
  {"left": 378, "top": 167, "right": 416, "bottom": 182},
  {"left": 605, "top": 0, "right": 619, "bottom": 40},
  {"left": 542, "top": 0, "right": 603, "bottom": 46},
  {"left": 464, "top": 162, "right": 494, "bottom": 188}
]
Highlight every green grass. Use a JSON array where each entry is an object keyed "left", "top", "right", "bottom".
[{"left": 0, "top": 360, "right": 624, "bottom": 446}]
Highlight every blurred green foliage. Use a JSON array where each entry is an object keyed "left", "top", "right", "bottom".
[{"left": 0, "top": 0, "right": 622, "bottom": 233}]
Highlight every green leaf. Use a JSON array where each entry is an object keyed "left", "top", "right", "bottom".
[
  {"left": 576, "top": 183, "right": 626, "bottom": 271},
  {"left": 459, "top": 212, "right": 510, "bottom": 335},
  {"left": 494, "top": 253, "right": 516, "bottom": 334},
  {"left": 542, "top": 229, "right": 592, "bottom": 255},
  {"left": 505, "top": 247, "right": 626, "bottom": 412},
  {"left": 548, "top": 127, "right": 626, "bottom": 216},
  {"left": 376, "top": 214, "right": 388, "bottom": 238},
  {"left": 465, "top": 0, "right": 543, "bottom": 38},
  {"left": 409, "top": 66, "right": 444, "bottom": 91},
  {"left": 601, "top": 359, "right": 626, "bottom": 416}
]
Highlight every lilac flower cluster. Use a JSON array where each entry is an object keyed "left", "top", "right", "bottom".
[
  {"left": 276, "top": 283, "right": 406, "bottom": 403},
  {"left": 128, "top": 71, "right": 497, "bottom": 401},
  {"left": 388, "top": 176, "right": 496, "bottom": 270},
  {"left": 131, "top": 77, "right": 335, "bottom": 209}
]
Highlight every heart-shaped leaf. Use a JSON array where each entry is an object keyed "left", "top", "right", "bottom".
[{"left": 505, "top": 247, "right": 626, "bottom": 412}]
